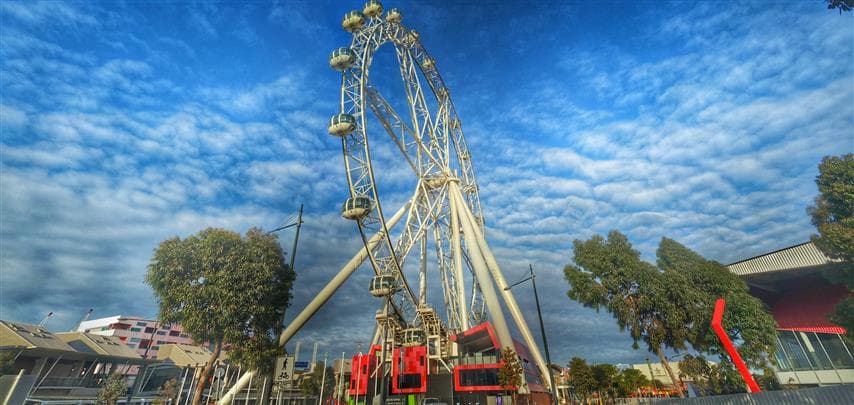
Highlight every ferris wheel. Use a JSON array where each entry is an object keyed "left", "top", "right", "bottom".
[
  {"left": 219, "top": 3, "right": 550, "bottom": 402},
  {"left": 330, "top": 3, "right": 486, "bottom": 337}
]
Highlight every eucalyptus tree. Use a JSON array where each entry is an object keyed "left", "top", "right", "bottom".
[
  {"left": 146, "top": 227, "right": 295, "bottom": 405},
  {"left": 656, "top": 238, "right": 777, "bottom": 369},
  {"left": 808, "top": 154, "right": 854, "bottom": 342},
  {"left": 564, "top": 231, "right": 698, "bottom": 397},
  {"left": 614, "top": 368, "right": 649, "bottom": 398},
  {"left": 568, "top": 357, "right": 596, "bottom": 402}
]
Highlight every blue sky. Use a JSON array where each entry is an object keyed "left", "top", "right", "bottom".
[{"left": 1, "top": 1, "right": 851, "bottom": 366}]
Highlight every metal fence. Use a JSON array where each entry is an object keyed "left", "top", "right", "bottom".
[{"left": 652, "top": 384, "right": 854, "bottom": 404}]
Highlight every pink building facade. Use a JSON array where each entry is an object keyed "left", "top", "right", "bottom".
[{"left": 77, "top": 315, "right": 194, "bottom": 359}]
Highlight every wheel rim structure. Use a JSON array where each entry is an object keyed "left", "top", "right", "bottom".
[
  {"left": 335, "top": 10, "right": 484, "bottom": 335},
  {"left": 216, "top": 5, "right": 555, "bottom": 404}
]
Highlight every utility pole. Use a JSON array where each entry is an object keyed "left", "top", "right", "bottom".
[{"left": 504, "top": 265, "right": 557, "bottom": 405}]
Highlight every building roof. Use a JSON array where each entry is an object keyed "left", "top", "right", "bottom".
[
  {"left": 55, "top": 332, "right": 143, "bottom": 360},
  {"left": 155, "top": 344, "right": 214, "bottom": 367},
  {"left": 726, "top": 242, "right": 839, "bottom": 276},
  {"left": 0, "top": 320, "right": 77, "bottom": 352}
]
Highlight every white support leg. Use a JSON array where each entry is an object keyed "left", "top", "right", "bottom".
[
  {"left": 449, "top": 184, "right": 514, "bottom": 353},
  {"left": 450, "top": 183, "right": 552, "bottom": 393},
  {"left": 218, "top": 202, "right": 410, "bottom": 404},
  {"left": 449, "top": 185, "right": 469, "bottom": 330}
]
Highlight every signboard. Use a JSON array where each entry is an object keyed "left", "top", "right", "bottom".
[
  {"left": 274, "top": 355, "right": 295, "bottom": 383},
  {"left": 294, "top": 360, "right": 312, "bottom": 372}
]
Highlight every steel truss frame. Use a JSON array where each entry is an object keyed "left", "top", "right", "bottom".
[{"left": 217, "top": 10, "right": 551, "bottom": 404}]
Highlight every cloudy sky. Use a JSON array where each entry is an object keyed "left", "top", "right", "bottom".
[{"left": 1, "top": 1, "right": 851, "bottom": 366}]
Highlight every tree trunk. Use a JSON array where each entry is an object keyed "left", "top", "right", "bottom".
[
  {"left": 192, "top": 340, "right": 222, "bottom": 405},
  {"left": 655, "top": 346, "right": 684, "bottom": 398}
]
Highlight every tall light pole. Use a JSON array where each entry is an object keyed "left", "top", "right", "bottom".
[{"left": 504, "top": 264, "right": 557, "bottom": 405}]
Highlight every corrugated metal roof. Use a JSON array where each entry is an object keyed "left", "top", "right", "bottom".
[
  {"left": 0, "top": 321, "right": 77, "bottom": 352},
  {"left": 726, "top": 242, "right": 839, "bottom": 276},
  {"left": 56, "top": 332, "right": 142, "bottom": 359},
  {"left": 156, "top": 343, "right": 213, "bottom": 367}
]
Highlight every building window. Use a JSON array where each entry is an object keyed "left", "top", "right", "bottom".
[
  {"left": 139, "top": 339, "right": 150, "bottom": 349},
  {"left": 152, "top": 345, "right": 160, "bottom": 350},
  {"left": 145, "top": 327, "right": 156, "bottom": 334},
  {"left": 817, "top": 333, "right": 854, "bottom": 368},
  {"left": 169, "top": 330, "right": 180, "bottom": 337},
  {"left": 156, "top": 331, "right": 166, "bottom": 335},
  {"left": 180, "top": 333, "right": 189, "bottom": 338},
  {"left": 458, "top": 368, "right": 500, "bottom": 387},
  {"left": 130, "top": 328, "right": 141, "bottom": 332},
  {"left": 130, "top": 337, "right": 140, "bottom": 343},
  {"left": 777, "top": 331, "right": 814, "bottom": 371},
  {"left": 137, "top": 321, "right": 147, "bottom": 326}
]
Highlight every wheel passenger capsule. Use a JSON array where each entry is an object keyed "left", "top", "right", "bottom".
[
  {"left": 369, "top": 275, "right": 397, "bottom": 297},
  {"left": 386, "top": 8, "right": 402, "bottom": 23},
  {"left": 328, "top": 113, "right": 357, "bottom": 136},
  {"left": 363, "top": 1, "right": 383, "bottom": 18},
  {"left": 342, "top": 10, "right": 366, "bottom": 32},
  {"left": 405, "top": 30, "right": 419, "bottom": 44},
  {"left": 342, "top": 196, "right": 372, "bottom": 220},
  {"left": 329, "top": 47, "right": 356, "bottom": 71}
]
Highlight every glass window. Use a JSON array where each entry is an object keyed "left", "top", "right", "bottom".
[
  {"left": 777, "top": 331, "right": 812, "bottom": 370},
  {"left": 156, "top": 331, "right": 166, "bottom": 335},
  {"left": 130, "top": 327, "right": 141, "bottom": 332},
  {"left": 801, "top": 332, "right": 832, "bottom": 370},
  {"left": 817, "top": 333, "right": 854, "bottom": 368},
  {"left": 130, "top": 337, "right": 140, "bottom": 343},
  {"left": 774, "top": 337, "right": 793, "bottom": 371},
  {"left": 136, "top": 321, "right": 147, "bottom": 326},
  {"left": 144, "top": 327, "right": 156, "bottom": 333},
  {"left": 459, "top": 368, "right": 499, "bottom": 387},
  {"left": 169, "top": 331, "right": 180, "bottom": 337},
  {"left": 152, "top": 345, "right": 160, "bottom": 350}
]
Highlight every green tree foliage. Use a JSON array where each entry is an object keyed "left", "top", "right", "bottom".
[
  {"left": 153, "top": 378, "right": 179, "bottom": 405},
  {"left": 97, "top": 373, "right": 127, "bottom": 405},
  {"left": 677, "top": 355, "right": 758, "bottom": 396},
  {"left": 657, "top": 238, "right": 778, "bottom": 369},
  {"left": 826, "top": 0, "right": 853, "bottom": 12},
  {"left": 146, "top": 227, "right": 295, "bottom": 405},
  {"left": 614, "top": 368, "right": 649, "bottom": 398},
  {"left": 567, "top": 357, "right": 596, "bottom": 401},
  {"left": 498, "top": 347, "right": 524, "bottom": 404},
  {"left": 564, "top": 231, "right": 699, "bottom": 397},
  {"left": 808, "top": 154, "right": 854, "bottom": 342},
  {"left": 299, "top": 362, "right": 334, "bottom": 397},
  {"left": 591, "top": 363, "right": 618, "bottom": 401}
]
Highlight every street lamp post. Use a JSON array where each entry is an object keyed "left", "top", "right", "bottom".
[{"left": 504, "top": 264, "right": 557, "bottom": 405}]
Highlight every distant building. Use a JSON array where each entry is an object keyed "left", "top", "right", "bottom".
[
  {"left": 631, "top": 360, "right": 686, "bottom": 386},
  {"left": 0, "top": 320, "right": 153, "bottom": 404},
  {"left": 77, "top": 315, "right": 195, "bottom": 359},
  {"left": 727, "top": 241, "right": 854, "bottom": 386},
  {"left": 0, "top": 319, "right": 237, "bottom": 404}
]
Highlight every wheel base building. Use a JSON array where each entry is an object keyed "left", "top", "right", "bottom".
[{"left": 727, "top": 242, "right": 853, "bottom": 386}]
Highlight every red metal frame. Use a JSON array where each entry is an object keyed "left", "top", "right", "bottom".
[
  {"left": 392, "top": 346, "right": 428, "bottom": 394},
  {"left": 454, "top": 362, "right": 507, "bottom": 392},
  {"left": 348, "top": 353, "right": 375, "bottom": 396},
  {"left": 711, "top": 298, "right": 761, "bottom": 393}
]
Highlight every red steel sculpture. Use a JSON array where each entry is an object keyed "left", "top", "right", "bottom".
[{"left": 711, "top": 298, "right": 761, "bottom": 393}]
